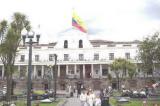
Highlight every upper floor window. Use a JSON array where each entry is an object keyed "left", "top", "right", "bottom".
[
  {"left": 64, "top": 54, "right": 69, "bottom": 61},
  {"left": 20, "top": 55, "right": 25, "bottom": 62},
  {"left": 79, "top": 54, "right": 84, "bottom": 61},
  {"left": 64, "top": 40, "right": 68, "bottom": 48},
  {"left": 125, "top": 52, "right": 130, "bottom": 59},
  {"left": 123, "top": 44, "right": 131, "bottom": 47},
  {"left": 35, "top": 55, "right": 39, "bottom": 62},
  {"left": 109, "top": 53, "right": 114, "bottom": 60},
  {"left": 94, "top": 53, "right": 99, "bottom": 60},
  {"left": 108, "top": 44, "right": 116, "bottom": 47},
  {"left": 49, "top": 54, "right": 54, "bottom": 61},
  {"left": 79, "top": 40, "right": 83, "bottom": 48}
]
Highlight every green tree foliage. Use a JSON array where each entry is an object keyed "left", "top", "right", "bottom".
[
  {"left": 127, "top": 62, "right": 136, "bottom": 79},
  {"left": 0, "top": 12, "right": 31, "bottom": 104},
  {"left": 110, "top": 58, "right": 136, "bottom": 89},
  {"left": 138, "top": 33, "right": 159, "bottom": 77}
]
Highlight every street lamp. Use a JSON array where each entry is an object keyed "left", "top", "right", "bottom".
[
  {"left": 53, "top": 54, "right": 57, "bottom": 100},
  {"left": 21, "top": 29, "right": 40, "bottom": 106}
]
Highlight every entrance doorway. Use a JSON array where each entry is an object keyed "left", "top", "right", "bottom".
[
  {"left": 85, "top": 65, "right": 91, "bottom": 78},
  {"left": 60, "top": 65, "right": 66, "bottom": 78}
]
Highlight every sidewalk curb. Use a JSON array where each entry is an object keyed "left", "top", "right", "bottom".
[{"left": 57, "top": 99, "right": 68, "bottom": 106}]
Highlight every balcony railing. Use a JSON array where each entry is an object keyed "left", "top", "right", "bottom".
[{"left": 66, "top": 74, "right": 80, "bottom": 79}]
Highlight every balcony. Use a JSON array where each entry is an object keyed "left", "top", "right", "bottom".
[{"left": 66, "top": 74, "right": 80, "bottom": 79}]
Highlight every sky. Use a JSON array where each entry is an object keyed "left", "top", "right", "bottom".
[{"left": 0, "top": 0, "right": 160, "bottom": 43}]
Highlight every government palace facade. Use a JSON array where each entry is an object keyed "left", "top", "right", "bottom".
[{"left": 0, "top": 29, "right": 158, "bottom": 90}]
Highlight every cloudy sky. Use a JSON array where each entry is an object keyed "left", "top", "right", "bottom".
[{"left": 0, "top": 0, "right": 160, "bottom": 43}]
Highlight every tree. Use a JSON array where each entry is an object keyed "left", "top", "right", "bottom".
[
  {"left": 110, "top": 58, "right": 136, "bottom": 90},
  {"left": 0, "top": 12, "right": 31, "bottom": 105},
  {"left": 137, "top": 34, "right": 158, "bottom": 78},
  {"left": 127, "top": 62, "right": 136, "bottom": 79}
]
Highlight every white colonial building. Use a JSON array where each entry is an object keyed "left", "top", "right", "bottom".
[{"left": 0, "top": 29, "right": 151, "bottom": 90}]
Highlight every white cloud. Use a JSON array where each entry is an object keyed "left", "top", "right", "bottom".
[{"left": 0, "top": 0, "right": 160, "bottom": 43}]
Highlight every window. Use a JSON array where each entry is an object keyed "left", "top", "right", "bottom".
[
  {"left": 34, "top": 46, "right": 41, "bottom": 49},
  {"left": 20, "top": 55, "right": 25, "bottom": 62},
  {"left": 64, "top": 54, "right": 69, "bottom": 61},
  {"left": 109, "top": 53, "right": 114, "bottom": 60},
  {"left": 94, "top": 53, "right": 99, "bottom": 60},
  {"left": 79, "top": 40, "right": 83, "bottom": 48},
  {"left": 102, "top": 69, "right": 108, "bottom": 76},
  {"left": 79, "top": 54, "right": 84, "bottom": 61},
  {"left": 64, "top": 40, "right": 68, "bottom": 48},
  {"left": 68, "top": 70, "right": 74, "bottom": 74},
  {"left": 37, "top": 70, "right": 42, "bottom": 77},
  {"left": 95, "top": 70, "right": 99, "bottom": 74},
  {"left": 125, "top": 53, "right": 130, "bottom": 59},
  {"left": 123, "top": 44, "right": 131, "bottom": 47},
  {"left": 35, "top": 55, "right": 39, "bottom": 62},
  {"left": 108, "top": 44, "right": 116, "bottom": 47},
  {"left": 49, "top": 54, "right": 54, "bottom": 61}
]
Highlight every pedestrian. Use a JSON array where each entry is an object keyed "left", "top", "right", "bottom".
[
  {"left": 100, "top": 89, "right": 104, "bottom": 102},
  {"left": 94, "top": 95, "right": 101, "bottom": 106},
  {"left": 80, "top": 90, "right": 87, "bottom": 106},
  {"left": 86, "top": 89, "right": 95, "bottom": 106}
]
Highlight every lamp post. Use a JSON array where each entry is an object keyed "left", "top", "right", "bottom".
[
  {"left": 21, "top": 29, "right": 40, "bottom": 106},
  {"left": 53, "top": 54, "right": 57, "bottom": 100}
]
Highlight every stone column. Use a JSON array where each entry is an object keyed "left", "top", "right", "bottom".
[
  {"left": 74, "top": 64, "right": 77, "bottom": 78},
  {"left": 58, "top": 65, "right": 60, "bottom": 77},
  {"left": 66, "top": 65, "right": 68, "bottom": 75},
  {"left": 91, "top": 64, "right": 94, "bottom": 78},
  {"left": 26, "top": 65, "right": 28, "bottom": 76},
  {"left": 18, "top": 65, "right": 20, "bottom": 78},
  {"left": 34, "top": 65, "right": 36, "bottom": 79},
  {"left": 2, "top": 66, "right": 4, "bottom": 79},
  {"left": 83, "top": 64, "right": 85, "bottom": 78},
  {"left": 100, "top": 64, "right": 102, "bottom": 78},
  {"left": 42, "top": 65, "right": 44, "bottom": 78}
]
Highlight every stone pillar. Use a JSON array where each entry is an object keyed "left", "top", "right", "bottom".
[
  {"left": 108, "top": 65, "right": 111, "bottom": 74},
  {"left": 26, "top": 65, "right": 28, "bottom": 76},
  {"left": 58, "top": 65, "right": 60, "bottom": 77},
  {"left": 2, "top": 66, "right": 4, "bottom": 79},
  {"left": 34, "top": 65, "right": 36, "bottom": 79},
  {"left": 100, "top": 64, "right": 102, "bottom": 78},
  {"left": 91, "top": 64, "right": 94, "bottom": 78},
  {"left": 42, "top": 65, "right": 44, "bottom": 78},
  {"left": 83, "top": 64, "right": 85, "bottom": 78},
  {"left": 18, "top": 65, "right": 20, "bottom": 78},
  {"left": 66, "top": 65, "right": 68, "bottom": 75}
]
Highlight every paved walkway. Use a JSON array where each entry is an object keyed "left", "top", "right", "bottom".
[{"left": 64, "top": 97, "right": 81, "bottom": 106}]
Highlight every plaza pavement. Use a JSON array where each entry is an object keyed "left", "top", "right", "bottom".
[{"left": 63, "top": 97, "right": 81, "bottom": 106}]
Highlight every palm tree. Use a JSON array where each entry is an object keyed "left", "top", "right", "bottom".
[
  {"left": 0, "top": 12, "right": 31, "bottom": 105},
  {"left": 0, "top": 20, "right": 8, "bottom": 43}
]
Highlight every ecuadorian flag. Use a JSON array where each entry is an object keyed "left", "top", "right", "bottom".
[{"left": 72, "top": 10, "right": 87, "bottom": 33}]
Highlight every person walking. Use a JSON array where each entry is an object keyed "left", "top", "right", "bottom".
[
  {"left": 86, "top": 89, "right": 95, "bottom": 106},
  {"left": 94, "top": 95, "right": 101, "bottom": 106},
  {"left": 80, "top": 90, "right": 87, "bottom": 106}
]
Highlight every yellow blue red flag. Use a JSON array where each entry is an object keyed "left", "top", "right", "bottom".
[{"left": 72, "top": 10, "right": 87, "bottom": 33}]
